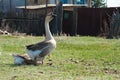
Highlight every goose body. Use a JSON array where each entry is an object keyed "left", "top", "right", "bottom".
[{"left": 26, "top": 13, "right": 56, "bottom": 64}]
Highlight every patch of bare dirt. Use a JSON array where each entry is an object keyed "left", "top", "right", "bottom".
[{"left": 103, "top": 68, "right": 120, "bottom": 75}]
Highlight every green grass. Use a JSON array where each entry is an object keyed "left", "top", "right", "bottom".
[{"left": 0, "top": 35, "right": 120, "bottom": 80}]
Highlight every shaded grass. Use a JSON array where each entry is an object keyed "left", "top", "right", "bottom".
[{"left": 0, "top": 35, "right": 120, "bottom": 80}]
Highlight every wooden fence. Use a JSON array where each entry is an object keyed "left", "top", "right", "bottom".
[
  {"left": 0, "top": 7, "right": 120, "bottom": 36},
  {"left": 0, "top": 12, "right": 45, "bottom": 35},
  {"left": 63, "top": 7, "right": 120, "bottom": 36}
]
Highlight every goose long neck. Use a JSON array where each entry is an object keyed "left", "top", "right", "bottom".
[{"left": 45, "top": 20, "right": 54, "bottom": 40}]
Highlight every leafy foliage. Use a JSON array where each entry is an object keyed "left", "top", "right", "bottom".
[{"left": 92, "top": 0, "right": 107, "bottom": 8}]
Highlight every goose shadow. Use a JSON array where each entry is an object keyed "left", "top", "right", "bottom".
[
  {"left": 1, "top": 63, "right": 36, "bottom": 67},
  {"left": 1, "top": 63, "right": 21, "bottom": 67}
]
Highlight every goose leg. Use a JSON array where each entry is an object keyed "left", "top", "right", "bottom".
[
  {"left": 48, "top": 54, "right": 50, "bottom": 59},
  {"left": 37, "top": 61, "right": 43, "bottom": 64},
  {"left": 34, "top": 57, "right": 37, "bottom": 65},
  {"left": 47, "top": 54, "right": 52, "bottom": 62},
  {"left": 41, "top": 57, "right": 45, "bottom": 64},
  {"left": 37, "top": 57, "right": 45, "bottom": 64},
  {"left": 41, "top": 61, "right": 43, "bottom": 64}
]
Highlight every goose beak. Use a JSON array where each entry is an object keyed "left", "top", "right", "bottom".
[
  {"left": 52, "top": 13, "right": 57, "bottom": 17},
  {"left": 47, "top": 12, "right": 56, "bottom": 17}
]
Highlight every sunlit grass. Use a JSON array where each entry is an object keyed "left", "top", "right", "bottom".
[{"left": 0, "top": 35, "right": 120, "bottom": 80}]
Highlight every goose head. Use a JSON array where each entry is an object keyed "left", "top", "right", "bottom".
[{"left": 45, "top": 12, "right": 56, "bottom": 22}]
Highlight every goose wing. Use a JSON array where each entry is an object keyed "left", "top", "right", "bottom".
[
  {"left": 38, "top": 45, "right": 51, "bottom": 57},
  {"left": 26, "top": 41, "right": 51, "bottom": 59},
  {"left": 26, "top": 41, "right": 50, "bottom": 51}
]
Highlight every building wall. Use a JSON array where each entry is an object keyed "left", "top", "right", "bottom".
[
  {"left": 49, "top": 0, "right": 91, "bottom": 6},
  {"left": 0, "top": 0, "right": 25, "bottom": 13},
  {"left": 0, "top": 0, "right": 92, "bottom": 13},
  {"left": 27, "top": 0, "right": 49, "bottom": 5},
  {"left": 49, "top": 0, "right": 56, "bottom": 4},
  {"left": 0, "top": 0, "right": 51, "bottom": 13}
]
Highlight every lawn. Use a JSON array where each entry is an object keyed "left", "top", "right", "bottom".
[{"left": 0, "top": 35, "right": 120, "bottom": 80}]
